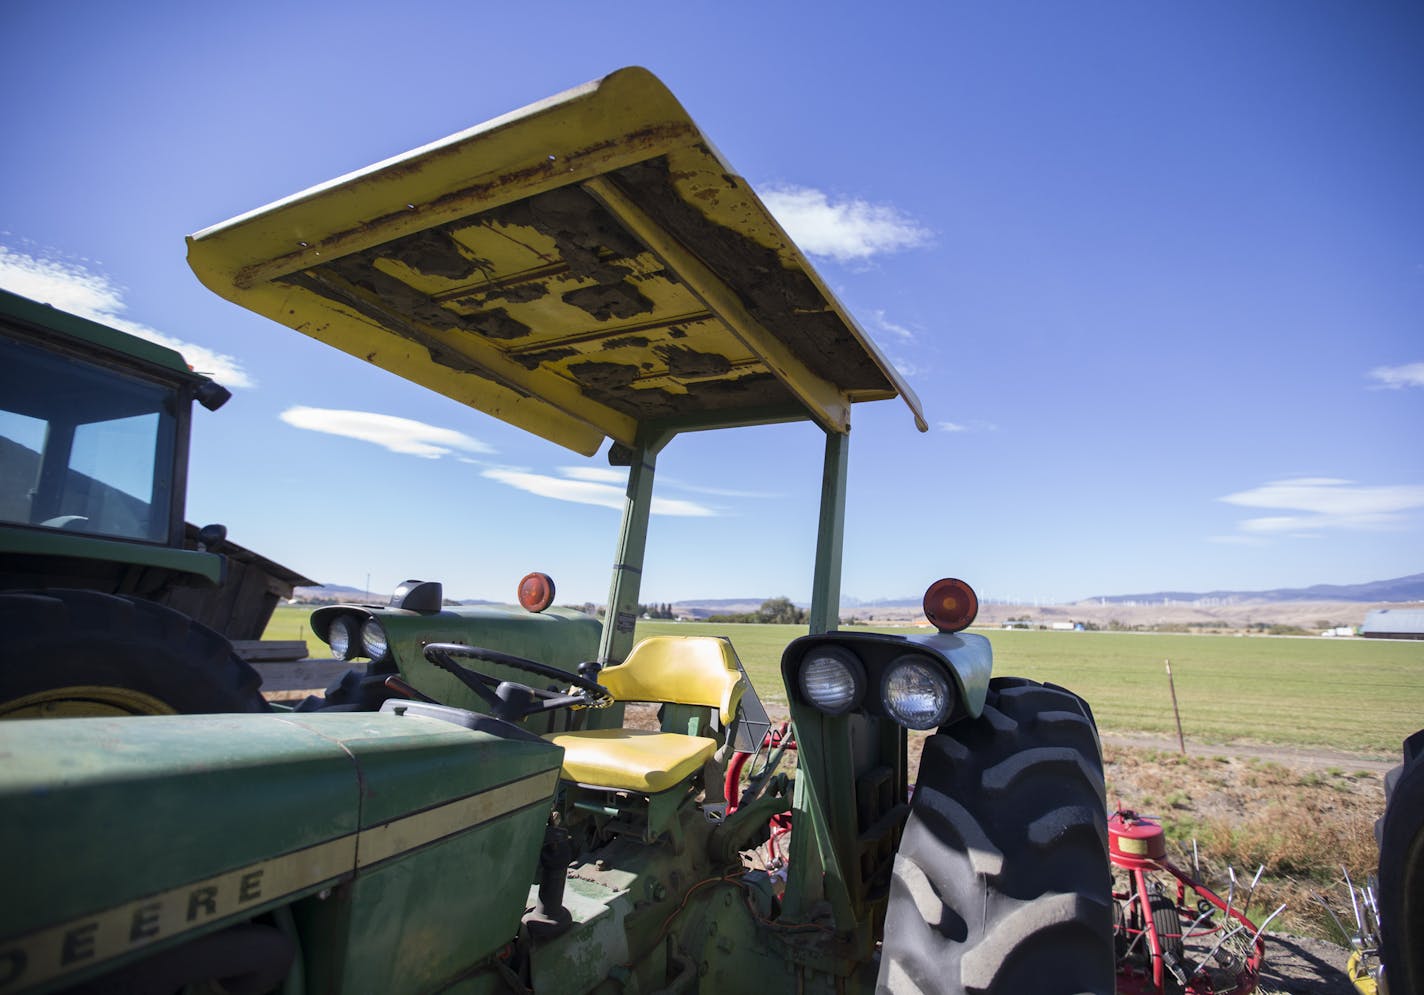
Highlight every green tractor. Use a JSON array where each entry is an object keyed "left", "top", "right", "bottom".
[
  {"left": 0, "top": 288, "right": 273, "bottom": 717},
  {"left": 1, "top": 68, "right": 1112, "bottom": 994}
]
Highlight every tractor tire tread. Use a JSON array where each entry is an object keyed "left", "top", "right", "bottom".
[
  {"left": 0, "top": 589, "right": 267, "bottom": 714},
  {"left": 877, "top": 679, "right": 1113, "bottom": 995}
]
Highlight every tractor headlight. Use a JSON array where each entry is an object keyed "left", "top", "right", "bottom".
[
  {"left": 798, "top": 646, "right": 865, "bottom": 715},
  {"left": 881, "top": 654, "right": 953, "bottom": 730},
  {"left": 328, "top": 616, "right": 356, "bottom": 660},
  {"left": 361, "top": 618, "right": 389, "bottom": 663}
]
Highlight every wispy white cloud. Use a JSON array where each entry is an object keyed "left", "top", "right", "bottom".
[
  {"left": 280, "top": 406, "right": 494, "bottom": 458},
  {"left": 559, "top": 466, "right": 628, "bottom": 485},
  {"left": 658, "top": 475, "right": 782, "bottom": 500},
  {"left": 870, "top": 309, "right": 916, "bottom": 342},
  {"left": 1219, "top": 477, "right": 1424, "bottom": 534},
  {"left": 483, "top": 467, "right": 716, "bottom": 517},
  {"left": 938, "top": 419, "right": 997, "bottom": 433},
  {"left": 1368, "top": 362, "right": 1424, "bottom": 389},
  {"left": 759, "top": 185, "right": 932, "bottom": 263},
  {"left": 0, "top": 245, "right": 253, "bottom": 388}
]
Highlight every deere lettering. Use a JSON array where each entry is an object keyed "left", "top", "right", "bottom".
[
  {"left": 0, "top": 846, "right": 346, "bottom": 994},
  {"left": 0, "top": 779, "right": 541, "bottom": 994}
]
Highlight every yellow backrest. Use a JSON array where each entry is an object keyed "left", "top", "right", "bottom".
[{"left": 599, "top": 636, "right": 746, "bottom": 726}]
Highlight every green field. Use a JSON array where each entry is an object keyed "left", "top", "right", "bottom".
[
  {"left": 631, "top": 622, "right": 1423, "bottom": 755},
  {"left": 265, "top": 606, "right": 1422, "bottom": 755}
]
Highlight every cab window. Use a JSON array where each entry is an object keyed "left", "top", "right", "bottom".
[{"left": 0, "top": 333, "right": 179, "bottom": 543}]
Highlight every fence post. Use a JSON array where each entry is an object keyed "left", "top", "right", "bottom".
[{"left": 1165, "top": 658, "right": 1186, "bottom": 754}]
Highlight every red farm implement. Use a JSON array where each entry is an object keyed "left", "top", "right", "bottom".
[{"left": 1111, "top": 810, "right": 1283, "bottom": 995}]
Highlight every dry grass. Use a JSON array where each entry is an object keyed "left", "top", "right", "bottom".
[{"left": 1103, "top": 745, "right": 1382, "bottom": 941}]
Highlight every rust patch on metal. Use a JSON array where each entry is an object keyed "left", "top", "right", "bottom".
[
  {"left": 462, "top": 307, "right": 532, "bottom": 341},
  {"left": 570, "top": 361, "right": 640, "bottom": 390},
  {"left": 512, "top": 347, "right": 579, "bottom": 371},
  {"left": 610, "top": 157, "right": 888, "bottom": 391},
  {"left": 464, "top": 282, "right": 549, "bottom": 305},
  {"left": 284, "top": 266, "right": 462, "bottom": 335},
  {"left": 385, "top": 228, "right": 489, "bottom": 280},
  {"left": 654, "top": 345, "right": 730, "bottom": 378},
  {"left": 486, "top": 186, "right": 644, "bottom": 285},
  {"left": 277, "top": 272, "right": 515, "bottom": 392},
  {"left": 230, "top": 123, "right": 698, "bottom": 290},
  {"left": 603, "top": 335, "right": 650, "bottom": 350},
  {"left": 561, "top": 283, "right": 654, "bottom": 322}
]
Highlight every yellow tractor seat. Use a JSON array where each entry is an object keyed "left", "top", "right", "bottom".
[
  {"left": 544, "top": 728, "right": 715, "bottom": 793},
  {"left": 544, "top": 636, "right": 746, "bottom": 793}
]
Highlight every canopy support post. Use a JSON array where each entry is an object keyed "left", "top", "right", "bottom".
[
  {"left": 598, "top": 430, "right": 674, "bottom": 666},
  {"left": 809, "top": 430, "right": 849, "bottom": 635}
]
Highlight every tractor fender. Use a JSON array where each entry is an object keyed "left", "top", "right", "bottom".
[{"left": 1, "top": 710, "right": 562, "bottom": 994}]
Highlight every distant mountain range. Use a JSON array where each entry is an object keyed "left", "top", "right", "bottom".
[
  {"left": 293, "top": 574, "right": 1423, "bottom": 609},
  {"left": 1088, "top": 574, "right": 1424, "bottom": 605}
]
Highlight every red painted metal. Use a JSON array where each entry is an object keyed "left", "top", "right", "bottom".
[
  {"left": 725, "top": 723, "right": 795, "bottom": 814},
  {"left": 1110, "top": 811, "right": 1265, "bottom": 995}
]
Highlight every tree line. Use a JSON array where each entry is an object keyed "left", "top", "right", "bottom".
[{"left": 706, "top": 596, "right": 808, "bottom": 625}]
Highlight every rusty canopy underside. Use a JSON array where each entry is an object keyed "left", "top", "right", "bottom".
[{"left": 188, "top": 67, "right": 926, "bottom": 456}]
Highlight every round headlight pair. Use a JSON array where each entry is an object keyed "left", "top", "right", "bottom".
[
  {"left": 798, "top": 647, "right": 954, "bottom": 730},
  {"left": 326, "top": 615, "right": 389, "bottom": 663}
]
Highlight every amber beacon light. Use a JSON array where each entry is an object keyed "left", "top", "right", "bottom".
[
  {"left": 922, "top": 578, "right": 979, "bottom": 633},
  {"left": 517, "top": 572, "right": 556, "bottom": 613}
]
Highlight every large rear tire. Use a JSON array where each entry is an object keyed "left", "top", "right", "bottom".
[
  {"left": 0, "top": 590, "right": 268, "bottom": 717},
  {"left": 877, "top": 678, "right": 1113, "bottom": 995},
  {"left": 1378, "top": 728, "right": 1424, "bottom": 995}
]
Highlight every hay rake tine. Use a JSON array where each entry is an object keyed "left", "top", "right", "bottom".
[
  {"left": 1311, "top": 890, "right": 1352, "bottom": 945},
  {"left": 1244, "top": 903, "right": 1287, "bottom": 955},
  {"left": 1343, "top": 865, "right": 1366, "bottom": 938},
  {"left": 1242, "top": 863, "right": 1264, "bottom": 917},
  {"left": 1187, "top": 922, "right": 1247, "bottom": 981},
  {"left": 1182, "top": 904, "right": 1216, "bottom": 941}
]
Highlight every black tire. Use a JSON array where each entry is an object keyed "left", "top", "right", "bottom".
[
  {"left": 877, "top": 678, "right": 1113, "bottom": 995},
  {"left": 1377, "top": 728, "right": 1424, "bottom": 995},
  {"left": 0, "top": 590, "right": 268, "bottom": 716},
  {"left": 1150, "top": 893, "right": 1185, "bottom": 995}
]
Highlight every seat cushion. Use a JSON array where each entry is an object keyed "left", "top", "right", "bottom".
[
  {"left": 598, "top": 636, "right": 746, "bottom": 725},
  {"left": 544, "top": 728, "right": 716, "bottom": 793}
]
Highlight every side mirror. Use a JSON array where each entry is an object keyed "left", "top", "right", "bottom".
[
  {"left": 195, "top": 381, "right": 232, "bottom": 411},
  {"left": 197, "top": 523, "right": 228, "bottom": 552}
]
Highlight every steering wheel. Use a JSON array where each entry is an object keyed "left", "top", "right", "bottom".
[{"left": 422, "top": 643, "right": 613, "bottom": 722}]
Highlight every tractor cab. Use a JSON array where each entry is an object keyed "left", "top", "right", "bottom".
[{"left": 0, "top": 289, "right": 231, "bottom": 596}]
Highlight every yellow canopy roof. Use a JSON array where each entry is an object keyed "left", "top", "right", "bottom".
[{"left": 188, "top": 67, "right": 926, "bottom": 456}]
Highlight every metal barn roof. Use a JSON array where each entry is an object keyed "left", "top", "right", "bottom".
[{"left": 1361, "top": 609, "right": 1424, "bottom": 639}]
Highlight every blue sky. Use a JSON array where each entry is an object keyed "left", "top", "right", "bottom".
[{"left": 2, "top": 1, "right": 1421, "bottom": 605}]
